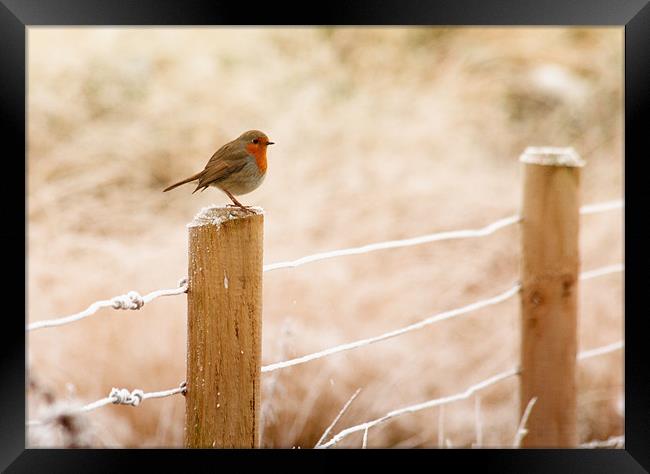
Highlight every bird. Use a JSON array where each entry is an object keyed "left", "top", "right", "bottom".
[{"left": 163, "top": 130, "right": 274, "bottom": 212}]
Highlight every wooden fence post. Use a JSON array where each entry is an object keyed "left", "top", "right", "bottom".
[
  {"left": 519, "top": 147, "right": 583, "bottom": 448},
  {"left": 185, "top": 206, "right": 264, "bottom": 448}
]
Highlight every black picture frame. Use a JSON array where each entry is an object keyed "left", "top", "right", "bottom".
[{"left": 3, "top": 0, "right": 648, "bottom": 472}]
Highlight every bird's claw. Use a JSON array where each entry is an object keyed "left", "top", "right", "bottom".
[{"left": 226, "top": 204, "right": 256, "bottom": 214}]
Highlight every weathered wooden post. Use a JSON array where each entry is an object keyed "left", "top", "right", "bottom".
[
  {"left": 519, "top": 147, "right": 583, "bottom": 447},
  {"left": 185, "top": 206, "right": 263, "bottom": 448}
]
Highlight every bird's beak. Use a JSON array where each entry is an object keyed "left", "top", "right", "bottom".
[{"left": 267, "top": 141, "right": 275, "bottom": 145}]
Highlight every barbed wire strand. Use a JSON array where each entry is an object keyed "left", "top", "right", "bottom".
[
  {"left": 27, "top": 278, "right": 188, "bottom": 332},
  {"left": 263, "top": 262, "right": 623, "bottom": 374},
  {"left": 263, "top": 200, "right": 622, "bottom": 273},
  {"left": 262, "top": 284, "right": 521, "bottom": 373},
  {"left": 28, "top": 382, "right": 187, "bottom": 427},
  {"left": 318, "top": 340, "right": 623, "bottom": 448}
]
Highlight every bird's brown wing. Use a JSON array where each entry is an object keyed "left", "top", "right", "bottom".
[
  {"left": 194, "top": 144, "right": 250, "bottom": 193},
  {"left": 206, "top": 140, "right": 249, "bottom": 165}
]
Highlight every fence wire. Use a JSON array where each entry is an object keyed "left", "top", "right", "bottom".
[
  {"left": 262, "top": 284, "right": 521, "bottom": 373},
  {"left": 263, "top": 199, "right": 622, "bottom": 273},
  {"left": 578, "top": 341, "right": 624, "bottom": 360},
  {"left": 263, "top": 214, "right": 521, "bottom": 272},
  {"left": 317, "top": 368, "right": 520, "bottom": 448},
  {"left": 262, "top": 263, "right": 623, "bottom": 373},
  {"left": 28, "top": 382, "right": 187, "bottom": 427},
  {"left": 579, "top": 264, "right": 624, "bottom": 281},
  {"left": 27, "top": 278, "right": 188, "bottom": 332},
  {"left": 579, "top": 200, "right": 623, "bottom": 215},
  {"left": 317, "top": 340, "right": 623, "bottom": 448}
]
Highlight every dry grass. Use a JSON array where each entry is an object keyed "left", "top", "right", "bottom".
[{"left": 27, "top": 27, "right": 623, "bottom": 448}]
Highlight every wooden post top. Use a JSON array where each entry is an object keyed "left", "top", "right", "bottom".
[
  {"left": 519, "top": 147, "right": 585, "bottom": 167},
  {"left": 187, "top": 205, "right": 265, "bottom": 229}
]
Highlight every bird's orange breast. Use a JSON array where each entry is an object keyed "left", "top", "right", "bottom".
[{"left": 246, "top": 143, "right": 268, "bottom": 173}]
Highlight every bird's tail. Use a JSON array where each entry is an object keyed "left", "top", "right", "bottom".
[{"left": 162, "top": 171, "right": 202, "bottom": 192}]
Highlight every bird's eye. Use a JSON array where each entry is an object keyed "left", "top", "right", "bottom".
[{"left": 252, "top": 138, "right": 259, "bottom": 144}]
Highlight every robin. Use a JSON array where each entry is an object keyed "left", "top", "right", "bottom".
[{"left": 163, "top": 130, "right": 274, "bottom": 212}]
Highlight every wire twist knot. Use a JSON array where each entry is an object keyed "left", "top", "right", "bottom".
[
  {"left": 110, "top": 388, "right": 145, "bottom": 406},
  {"left": 111, "top": 291, "right": 144, "bottom": 310}
]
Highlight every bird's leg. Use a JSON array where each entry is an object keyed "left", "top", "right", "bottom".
[{"left": 223, "top": 189, "right": 255, "bottom": 213}]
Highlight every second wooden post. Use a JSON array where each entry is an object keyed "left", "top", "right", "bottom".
[
  {"left": 519, "top": 147, "right": 583, "bottom": 447},
  {"left": 185, "top": 206, "right": 263, "bottom": 448}
]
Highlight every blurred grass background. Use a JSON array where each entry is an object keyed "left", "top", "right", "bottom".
[{"left": 27, "top": 27, "right": 623, "bottom": 448}]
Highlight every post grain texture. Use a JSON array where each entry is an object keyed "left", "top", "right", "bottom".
[
  {"left": 185, "top": 206, "right": 263, "bottom": 448},
  {"left": 519, "top": 147, "right": 583, "bottom": 448}
]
